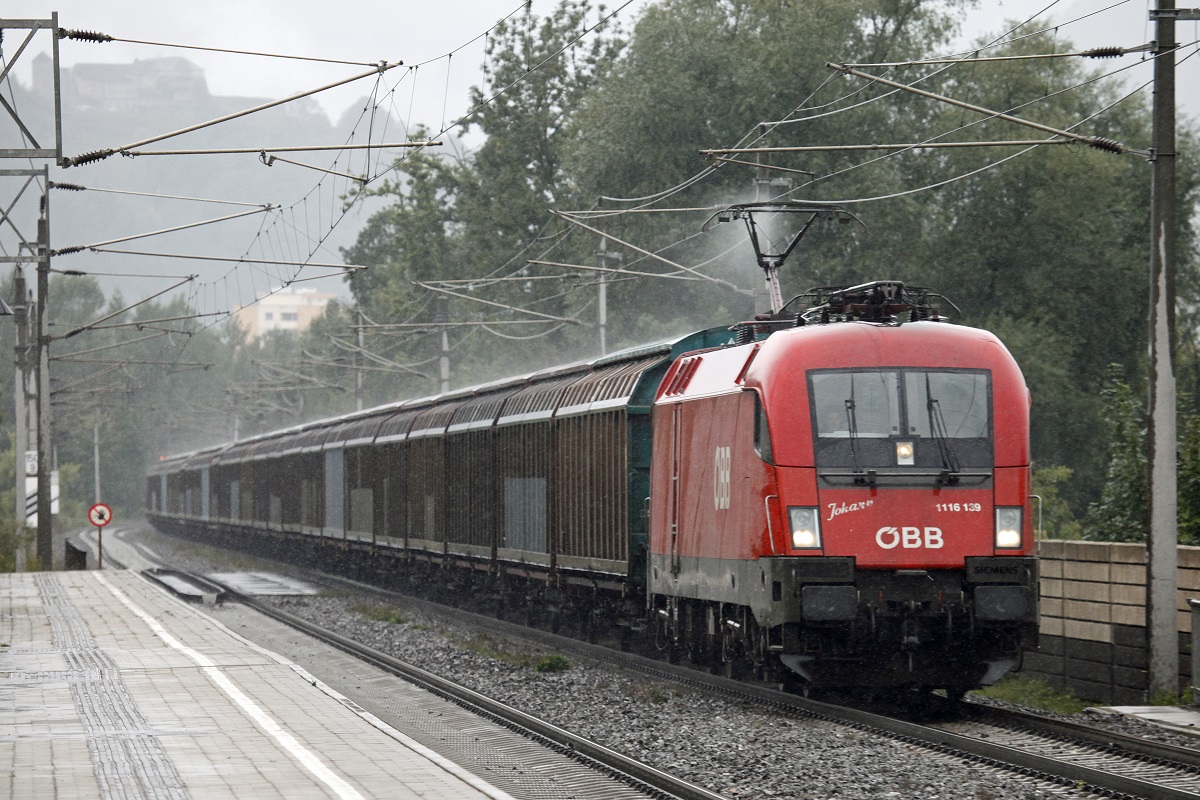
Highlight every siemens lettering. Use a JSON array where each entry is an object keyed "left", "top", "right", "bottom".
[{"left": 875, "top": 526, "right": 944, "bottom": 549}]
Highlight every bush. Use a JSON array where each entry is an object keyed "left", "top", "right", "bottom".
[{"left": 535, "top": 654, "right": 571, "bottom": 673}]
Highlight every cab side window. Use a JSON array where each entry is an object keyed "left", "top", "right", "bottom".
[{"left": 754, "top": 393, "right": 773, "bottom": 464}]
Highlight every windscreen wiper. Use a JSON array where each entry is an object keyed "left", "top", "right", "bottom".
[
  {"left": 925, "top": 373, "right": 960, "bottom": 484},
  {"left": 846, "top": 375, "right": 874, "bottom": 484}
]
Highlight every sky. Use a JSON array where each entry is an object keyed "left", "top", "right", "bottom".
[
  {"left": 4, "top": 1, "right": 602, "bottom": 133},
  {"left": 1, "top": 0, "right": 1197, "bottom": 314},
  {"left": 6, "top": 1, "right": 1194, "bottom": 130}
]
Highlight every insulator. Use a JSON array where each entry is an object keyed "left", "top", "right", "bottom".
[
  {"left": 1081, "top": 46, "right": 1123, "bottom": 59},
  {"left": 1088, "top": 137, "right": 1124, "bottom": 155},
  {"left": 59, "top": 28, "right": 113, "bottom": 43},
  {"left": 49, "top": 181, "right": 86, "bottom": 192},
  {"left": 63, "top": 149, "right": 114, "bottom": 166},
  {"left": 52, "top": 245, "right": 84, "bottom": 256}
]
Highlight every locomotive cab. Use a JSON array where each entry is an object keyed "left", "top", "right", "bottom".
[{"left": 648, "top": 283, "right": 1038, "bottom": 694}]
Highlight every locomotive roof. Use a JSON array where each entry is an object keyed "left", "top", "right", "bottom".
[
  {"left": 149, "top": 325, "right": 739, "bottom": 472},
  {"left": 656, "top": 319, "right": 1021, "bottom": 402}
]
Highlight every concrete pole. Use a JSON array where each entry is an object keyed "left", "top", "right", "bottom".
[
  {"left": 436, "top": 295, "right": 449, "bottom": 394},
  {"left": 12, "top": 268, "right": 27, "bottom": 570},
  {"left": 1147, "top": 1, "right": 1179, "bottom": 699},
  {"left": 35, "top": 205, "right": 52, "bottom": 569}
]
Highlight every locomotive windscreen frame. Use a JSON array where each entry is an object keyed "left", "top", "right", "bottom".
[{"left": 809, "top": 367, "right": 993, "bottom": 484}]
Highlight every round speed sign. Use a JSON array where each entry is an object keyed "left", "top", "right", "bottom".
[{"left": 88, "top": 502, "right": 113, "bottom": 528}]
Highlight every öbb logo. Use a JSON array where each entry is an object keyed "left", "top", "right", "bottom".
[
  {"left": 713, "top": 446, "right": 731, "bottom": 510},
  {"left": 875, "top": 526, "right": 943, "bottom": 549}
]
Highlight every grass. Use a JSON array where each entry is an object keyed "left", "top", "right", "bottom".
[
  {"left": 971, "top": 675, "right": 1090, "bottom": 715},
  {"left": 1152, "top": 686, "right": 1194, "bottom": 706},
  {"left": 625, "top": 682, "right": 673, "bottom": 704},
  {"left": 460, "top": 634, "right": 573, "bottom": 674},
  {"left": 461, "top": 634, "right": 537, "bottom": 667},
  {"left": 535, "top": 654, "right": 571, "bottom": 673}
]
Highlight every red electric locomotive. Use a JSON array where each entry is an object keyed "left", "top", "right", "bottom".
[{"left": 648, "top": 282, "right": 1038, "bottom": 695}]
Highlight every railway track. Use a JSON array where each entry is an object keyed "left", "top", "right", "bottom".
[
  {"left": 276, "top": 567, "right": 1200, "bottom": 800},
  {"left": 222, "top": 585, "right": 728, "bottom": 800},
  {"left": 106, "top": 534, "right": 725, "bottom": 800},
  {"left": 109, "top": 526, "right": 1200, "bottom": 799}
]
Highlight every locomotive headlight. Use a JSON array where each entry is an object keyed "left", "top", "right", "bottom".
[
  {"left": 788, "top": 507, "right": 822, "bottom": 549},
  {"left": 995, "top": 507, "right": 1023, "bottom": 549},
  {"left": 895, "top": 440, "right": 915, "bottom": 466}
]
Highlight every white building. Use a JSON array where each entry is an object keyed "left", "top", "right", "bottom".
[{"left": 233, "top": 288, "right": 337, "bottom": 339}]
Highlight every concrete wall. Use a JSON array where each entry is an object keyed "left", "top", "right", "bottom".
[{"left": 1026, "top": 539, "right": 1198, "bottom": 704}]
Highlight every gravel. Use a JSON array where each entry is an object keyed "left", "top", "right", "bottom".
[{"left": 130, "top": 524, "right": 1196, "bottom": 800}]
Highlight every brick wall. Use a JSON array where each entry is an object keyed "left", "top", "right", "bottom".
[{"left": 1025, "top": 539, "right": 1199, "bottom": 704}]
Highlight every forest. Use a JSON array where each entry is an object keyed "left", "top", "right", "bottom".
[{"left": 2, "top": 0, "right": 1197, "bottom": 567}]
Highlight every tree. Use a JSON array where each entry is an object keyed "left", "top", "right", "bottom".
[
  {"left": 342, "top": 2, "right": 628, "bottom": 389},
  {"left": 459, "top": 0, "right": 624, "bottom": 267},
  {"left": 1032, "top": 464, "right": 1083, "bottom": 541},
  {"left": 565, "top": 12, "right": 1199, "bottom": 515},
  {"left": 333, "top": 1, "right": 1199, "bottom": 527},
  {"left": 1084, "top": 366, "right": 1147, "bottom": 542}
]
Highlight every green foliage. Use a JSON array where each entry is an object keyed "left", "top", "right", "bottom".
[
  {"left": 1084, "top": 366, "right": 1148, "bottom": 542},
  {"left": 461, "top": 0, "right": 624, "bottom": 265},
  {"left": 461, "top": 634, "right": 535, "bottom": 667},
  {"left": 1150, "top": 688, "right": 1187, "bottom": 706},
  {"left": 625, "top": 681, "right": 672, "bottom": 704},
  {"left": 971, "top": 675, "right": 1089, "bottom": 715},
  {"left": 8, "top": 0, "right": 1197, "bottom": 542},
  {"left": 1179, "top": 414, "right": 1200, "bottom": 545},
  {"left": 355, "top": 604, "right": 410, "bottom": 625},
  {"left": 325, "top": 0, "right": 1200, "bottom": 530},
  {"left": 1031, "top": 464, "right": 1082, "bottom": 541},
  {"left": 43, "top": 279, "right": 246, "bottom": 519},
  {"left": 535, "top": 654, "right": 572, "bottom": 673}
]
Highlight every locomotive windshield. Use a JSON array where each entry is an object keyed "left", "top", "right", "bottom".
[{"left": 809, "top": 369, "right": 992, "bottom": 480}]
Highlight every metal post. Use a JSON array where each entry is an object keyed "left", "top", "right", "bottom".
[
  {"left": 93, "top": 423, "right": 100, "bottom": 504},
  {"left": 754, "top": 129, "right": 775, "bottom": 315},
  {"left": 12, "top": 268, "right": 27, "bottom": 570},
  {"left": 597, "top": 211, "right": 609, "bottom": 356},
  {"left": 355, "top": 307, "right": 364, "bottom": 411},
  {"left": 51, "top": 12, "right": 63, "bottom": 163},
  {"left": 1147, "top": 2, "right": 1180, "bottom": 699},
  {"left": 35, "top": 201, "right": 51, "bottom": 569}
]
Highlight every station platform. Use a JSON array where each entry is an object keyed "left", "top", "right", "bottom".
[
  {"left": 1099, "top": 704, "right": 1200, "bottom": 736},
  {"left": 0, "top": 568, "right": 531, "bottom": 800}
]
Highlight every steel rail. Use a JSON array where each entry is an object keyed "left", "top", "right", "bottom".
[
  {"left": 961, "top": 701, "right": 1200, "bottom": 771},
  {"left": 118, "top": 539, "right": 722, "bottom": 799},
  {"left": 211, "top": 580, "right": 729, "bottom": 800},
  {"left": 133, "top": 528, "right": 1200, "bottom": 799},
  {"left": 301, "top": 570, "right": 1200, "bottom": 800}
]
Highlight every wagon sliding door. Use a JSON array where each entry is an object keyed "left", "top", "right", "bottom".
[
  {"left": 497, "top": 421, "right": 553, "bottom": 564},
  {"left": 494, "top": 373, "right": 583, "bottom": 568},
  {"left": 554, "top": 410, "right": 629, "bottom": 573},
  {"left": 549, "top": 356, "right": 661, "bottom": 576}
]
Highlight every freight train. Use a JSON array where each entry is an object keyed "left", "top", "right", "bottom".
[{"left": 147, "top": 281, "right": 1038, "bottom": 697}]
